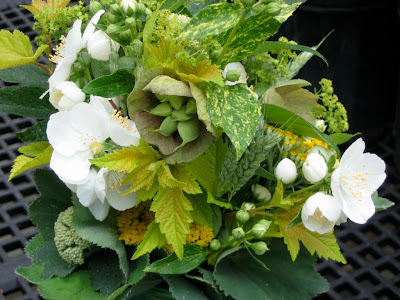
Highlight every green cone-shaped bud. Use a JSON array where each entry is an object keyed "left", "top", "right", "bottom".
[
  {"left": 135, "top": 2, "right": 146, "bottom": 18},
  {"left": 171, "top": 107, "right": 194, "bottom": 121},
  {"left": 232, "top": 227, "right": 246, "bottom": 241},
  {"left": 151, "top": 116, "right": 177, "bottom": 137},
  {"left": 107, "top": 24, "right": 121, "bottom": 35},
  {"left": 257, "top": 219, "right": 272, "bottom": 228},
  {"left": 105, "top": 12, "right": 121, "bottom": 24},
  {"left": 125, "top": 17, "right": 136, "bottom": 29},
  {"left": 225, "top": 69, "right": 240, "bottom": 82},
  {"left": 110, "top": 3, "right": 122, "bottom": 15},
  {"left": 119, "top": 29, "right": 132, "bottom": 43},
  {"left": 250, "top": 241, "right": 269, "bottom": 255},
  {"left": 209, "top": 239, "right": 221, "bottom": 251},
  {"left": 148, "top": 103, "right": 173, "bottom": 117},
  {"left": 167, "top": 95, "right": 187, "bottom": 110},
  {"left": 236, "top": 210, "right": 250, "bottom": 225},
  {"left": 90, "top": 1, "right": 103, "bottom": 14},
  {"left": 175, "top": 118, "right": 200, "bottom": 149},
  {"left": 185, "top": 98, "right": 197, "bottom": 115}
]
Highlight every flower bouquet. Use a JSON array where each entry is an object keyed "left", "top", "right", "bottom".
[{"left": 0, "top": 0, "right": 395, "bottom": 299}]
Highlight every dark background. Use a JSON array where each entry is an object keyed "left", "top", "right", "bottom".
[{"left": 0, "top": 0, "right": 399, "bottom": 299}]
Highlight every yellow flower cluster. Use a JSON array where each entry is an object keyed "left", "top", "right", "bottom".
[
  {"left": 266, "top": 124, "right": 328, "bottom": 162},
  {"left": 186, "top": 223, "right": 214, "bottom": 247},
  {"left": 117, "top": 202, "right": 155, "bottom": 245}
]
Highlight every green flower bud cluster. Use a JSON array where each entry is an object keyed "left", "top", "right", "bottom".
[
  {"left": 311, "top": 78, "right": 349, "bottom": 134},
  {"left": 150, "top": 94, "right": 200, "bottom": 149},
  {"left": 54, "top": 207, "right": 92, "bottom": 265}
]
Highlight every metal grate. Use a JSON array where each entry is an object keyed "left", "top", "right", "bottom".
[{"left": 0, "top": 1, "right": 399, "bottom": 299}]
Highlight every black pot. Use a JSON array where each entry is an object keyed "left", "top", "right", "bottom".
[{"left": 275, "top": 0, "right": 400, "bottom": 145}]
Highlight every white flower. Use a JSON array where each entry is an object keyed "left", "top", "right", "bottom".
[
  {"left": 120, "top": 0, "right": 137, "bottom": 15},
  {"left": 75, "top": 168, "right": 137, "bottom": 221},
  {"left": 252, "top": 184, "right": 271, "bottom": 202},
  {"left": 49, "top": 81, "right": 86, "bottom": 111},
  {"left": 314, "top": 119, "right": 327, "bottom": 132},
  {"left": 330, "top": 138, "right": 386, "bottom": 224},
  {"left": 90, "top": 95, "right": 120, "bottom": 114},
  {"left": 87, "top": 30, "right": 119, "bottom": 61},
  {"left": 301, "top": 192, "right": 342, "bottom": 234},
  {"left": 222, "top": 62, "right": 247, "bottom": 86},
  {"left": 275, "top": 158, "right": 297, "bottom": 184},
  {"left": 302, "top": 153, "right": 328, "bottom": 183},
  {"left": 47, "top": 100, "right": 140, "bottom": 185}
]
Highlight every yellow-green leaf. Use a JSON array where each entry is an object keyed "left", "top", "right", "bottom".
[
  {"left": 20, "top": 0, "right": 71, "bottom": 17},
  {"left": 277, "top": 204, "right": 346, "bottom": 263},
  {"left": 170, "top": 165, "right": 201, "bottom": 195},
  {"left": 18, "top": 141, "right": 50, "bottom": 156},
  {"left": 151, "top": 188, "right": 193, "bottom": 259},
  {"left": 0, "top": 30, "right": 47, "bottom": 70},
  {"left": 10, "top": 144, "right": 53, "bottom": 180},
  {"left": 132, "top": 221, "right": 166, "bottom": 260}
]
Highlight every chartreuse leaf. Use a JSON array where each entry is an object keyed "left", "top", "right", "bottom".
[
  {"left": 214, "top": 239, "right": 328, "bottom": 300},
  {"left": 82, "top": 69, "right": 135, "bottom": 97},
  {"left": 151, "top": 188, "right": 193, "bottom": 259},
  {"left": 206, "top": 83, "right": 261, "bottom": 160},
  {"left": 20, "top": 0, "right": 71, "bottom": 16},
  {"left": 179, "top": 3, "right": 242, "bottom": 40},
  {"left": 0, "top": 86, "right": 55, "bottom": 118},
  {"left": 0, "top": 30, "right": 47, "bottom": 69},
  {"left": 132, "top": 221, "right": 167, "bottom": 260},
  {"left": 38, "top": 271, "right": 105, "bottom": 300},
  {"left": 163, "top": 275, "right": 209, "bottom": 300},
  {"left": 0, "top": 64, "right": 49, "bottom": 87},
  {"left": 372, "top": 192, "right": 395, "bottom": 211},
  {"left": 145, "top": 244, "right": 207, "bottom": 274},
  {"left": 10, "top": 142, "right": 53, "bottom": 180},
  {"left": 277, "top": 202, "right": 346, "bottom": 263},
  {"left": 263, "top": 104, "right": 340, "bottom": 156},
  {"left": 73, "top": 202, "right": 129, "bottom": 278}
]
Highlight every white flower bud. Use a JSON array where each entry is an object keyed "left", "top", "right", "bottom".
[
  {"left": 302, "top": 153, "right": 328, "bottom": 183},
  {"left": 242, "top": 202, "right": 256, "bottom": 211},
  {"left": 274, "top": 158, "right": 297, "bottom": 184},
  {"left": 252, "top": 184, "right": 272, "bottom": 202},
  {"left": 314, "top": 119, "right": 327, "bottom": 132},
  {"left": 301, "top": 192, "right": 341, "bottom": 234},
  {"left": 120, "top": 0, "right": 137, "bottom": 16},
  {"left": 87, "top": 30, "right": 119, "bottom": 61}
]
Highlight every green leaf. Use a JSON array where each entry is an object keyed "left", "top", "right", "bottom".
[
  {"left": 0, "top": 86, "right": 55, "bottom": 118},
  {"left": 207, "top": 192, "right": 232, "bottom": 210},
  {"left": 252, "top": 41, "right": 327, "bottom": 65},
  {"left": 329, "top": 132, "right": 361, "bottom": 145},
  {"left": 38, "top": 271, "right": 105, "bottom": 300},
  {"left": 0, "top": 64, "right": 49, "bottom": 87},
  {"left": 161, "top": 0, "right": 188, "bottom": 12},
  {"left": 206, "top": 83, "right": 261, "bottom": 160},
  {"left": 10, "top": 143, "right": 52, "bottom": 180},
  {"left": 131, "top": 287, "right": 174, "bottom": 300},
  {"left": 82, "top": 69, "right": 135, "bottom": 97},
  {"left": 163, "top": 275, "right": 209, "bottom": 300},
  {"left": 179, "top": 3, "right": 242, "bottom": 40},
  {"left": 0, "top": 30, "right": 47, "bottom": 69},
  {"left": 214, "top": 239, "right": 328, "bottom": 300},
  {"left": 110, "top": 273, "right": 164, "bottom": 300},
  {"left": 89, "top": 250, "right": 125, "bottom": 297},
  {"left": 16, "top": 263, "right": 45, "bottom": 284},
  {"left": 255, "top": 166, "right": 275, "bottom": 181},
  {"left": 187, "top": 194, "right": 214, "bottom": 229},
  {"left": 263, "top": 104, "right": 340, "bottom": 156},
  {"left": 132, "top": 221, "right": 166, "bottom": 260},
  {"left": 372, "top": 192, "right": 395, "bottom": 211},
  {"left": 73, "top": 203, "right": 129, "bottom": 278},
  {"left": 151, "top": 188, "right": 193, "bottom": 259},
  {"left": 15, "top": 120, "right": 48, "bottom": 142},
  {"left": 145, "top": 244, "right": 207, "bottom": 274}
]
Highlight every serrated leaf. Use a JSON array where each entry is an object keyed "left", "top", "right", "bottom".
[
  {"left": 175, "top": 59, "right": 224, "bottom": 86},
  {"left": 73, "top": 203, "right": 129, "bottom": 278},
  {"left": 0, "top": 30, "right": 47, "bottom": 69},
  {"left": 0, "top": 86, "right": 55, "bottom": 118},
  {"left": 163, "top": 275, "right": 209, "bottom": 300},
  {"left": 0, "top": 64, "right": 49, "bottom": 87},
  {"left": 187, "top": 194, "right": 214, "bottom": 228},
  {"left": 16, "top": 263, "right": 45, "bottom": 284},
  {"left": 151, "top": 188, "right": 193, "bottom": 259},
  {"left": 145, "top": 244, "right": 207, "bottom": 274},
  {"left": 206, "top": 83, "right": 261, "bottom": 160},
  {"left": 15, "top": 120, "right": 48, "bottom": 142},
  {"left": 83, "top": 69, "right": 135, "bottom": 97},
  {"left": 132, "top": 221, "right": 167, "bottom": 260},
  {"left": 214, "top": 239, "right": 328, "bottom": 300},
  {"left": 169, "top": 165, "right": 202, "bottom": 194},
  {"left": 18, "top": 141, "right": 50, "bottom": 156},
  {"left": 179, "top": 3, "right": 242, "bottom": 40},
  {"left": 20, "top": 0, "right": 71, "bottom": 16},
  {"left": 277, "top": 203, "right": 346, "bottom": 263},
  {"left": 10, "top": 144, "right": 52, "bottom": 180},
  {"left": 372, "top": 192, "right": 395, "bottom": 211},
  {"left": 207, "top": 192, "right": 232, "bottom": 210}
]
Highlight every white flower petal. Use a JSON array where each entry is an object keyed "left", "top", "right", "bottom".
[
  {"left": 50, "top": 150, "right": 92, "bottom": 184},
  {"left": 106, "top": 190, "right": 137, "bottom": 211},
  {"left": 76, "top": 169, "right": 98, "bottom": 207},
  {"left": 88, "top": 198, "right": 110, "bottom": 221},
  {"left": 340, "top": 191, "right": 375, "bottom": 224},
  {"left": 95, "top": 168, "right": 108, "bottom": 203},
  {"left": 81, "top": 10, "right": 105, "bottom": 48},
  {"left": 109, "top": 118, "right": 140, "bottom": 147}
]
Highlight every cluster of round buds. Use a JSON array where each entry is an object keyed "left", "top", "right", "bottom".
[{"left": 149, "top": 94, "right": 200, "bottom": 150}]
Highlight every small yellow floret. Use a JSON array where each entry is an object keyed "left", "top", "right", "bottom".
[{"left": 164, "top": 223, "right": 214, "bottom": 252}]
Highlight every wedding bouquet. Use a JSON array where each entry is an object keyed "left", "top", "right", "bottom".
[{"left": 0, "top": 0, "right": 395, "bottom": 299}]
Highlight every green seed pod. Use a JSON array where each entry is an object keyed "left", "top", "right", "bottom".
[
  {"left": 148, "top": 103, "right": 173, "bottom": 117},
  {"left": 209, "top": 239, "right": 221, "bottom": 251},
  {"left": 236, "top": 210, "right": 250, "bottom": 225},
  {"left": 150, "top": 116, "right": 178, "bottom": 137},
  {"left": 250, "top": 241, "right": 269, "bottom": 255},
  {"left": 225, "top": 69, "right": 240, "bottom": 82},
  {"left": 167, "top": 95, "right": 187, "bottom": 110},
  {"left": 154, "top": 93, "right": 168, "bottom": 102},
  {"left": 171, "top": 107, "right": 194, "bottom": 121},
  {"left": 175, "top": 118, "right": 200, "bottom": 150},
  {"left": 185, "top": 98, "right": 197, "bottom": 115}
]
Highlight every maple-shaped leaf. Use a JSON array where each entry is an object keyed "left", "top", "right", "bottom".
[
  {"left": 277, "top": 202, "right": 346, "bottom": 264},
  {"left": 132, "top": 221, "right": 167, "bottom": 260},
  {"left": 0, "top": 30, "right": 47, "bottom": 70},
  {"left": 122, "top": 161, "right": 162, "bottom": 195},
  {"left": 169, "top": 165, "right": 202, "bottom": 195},
  {"left": 20, "top": 0, "right": 70, "bottom": 17},
  {"left": 175, "top": 59, "right": 224, "bottom": 86},
  {"left": 145, "top": 39, "right": 184, "bottom": 70},
  {"left": 151, "top": 187, "right": 193, "bottom": 259}
]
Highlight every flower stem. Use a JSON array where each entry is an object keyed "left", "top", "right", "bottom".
[{"left": 34, "top": 62, "right": 52, "bottom": 76}]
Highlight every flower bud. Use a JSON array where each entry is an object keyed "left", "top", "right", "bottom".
[
  {"left": 314, "top": 119, "right": 327, "bottom": 132},
  {"left": 110, "top": 3, "right": 122, "bottom": 15},
  {"left": 135, "top": 3, "right": 147, "bottom": 18},
  {"left": 274, "top": 158, "right": 297, "bottom": 184},
  {"left": 106, "top": 24, "right": 121, "bottom": 35},
  {"left": 257, "top": 219, "right": 272, "bottom": 228},
  {"left": 222, "top": 62, "right": 247, "bottom": 86},
  {"left": 88, "top": 31, "right": 119, "bottom": 61},
  {"left": 232, "top": 227, "right": 246, "bottom": 241},
  {"left": 209, "top": 239, "right": 221, "bottom": 251},
  {"left": 236, "top": 210, "right": 250, "bottom": 225},
  {"left": 250, "top": 241, "right": 269, "bottom": 255},
  {"left": 125, "top": 17, "right": 136, "bottom": 29},
  {"left": 302, "top": 153, "right": 328, "bottom": 183},
  {"left": 242, "top": 202, "right": 256, "bottom": 211},
  {"left": 252, "top": 184, "right": 271, "bottom": 202},
  {"left": 120, "top": 0, "right": 137, "bottom": 16},
  {"left": 90, "top": 1, "right": 103, "bottom": 14},
  {"left": 251, "top": 223, "right": 268, "bottom": 239},
  {"left": 225, "top": 70, "right": 240, "bottom": 82}
]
